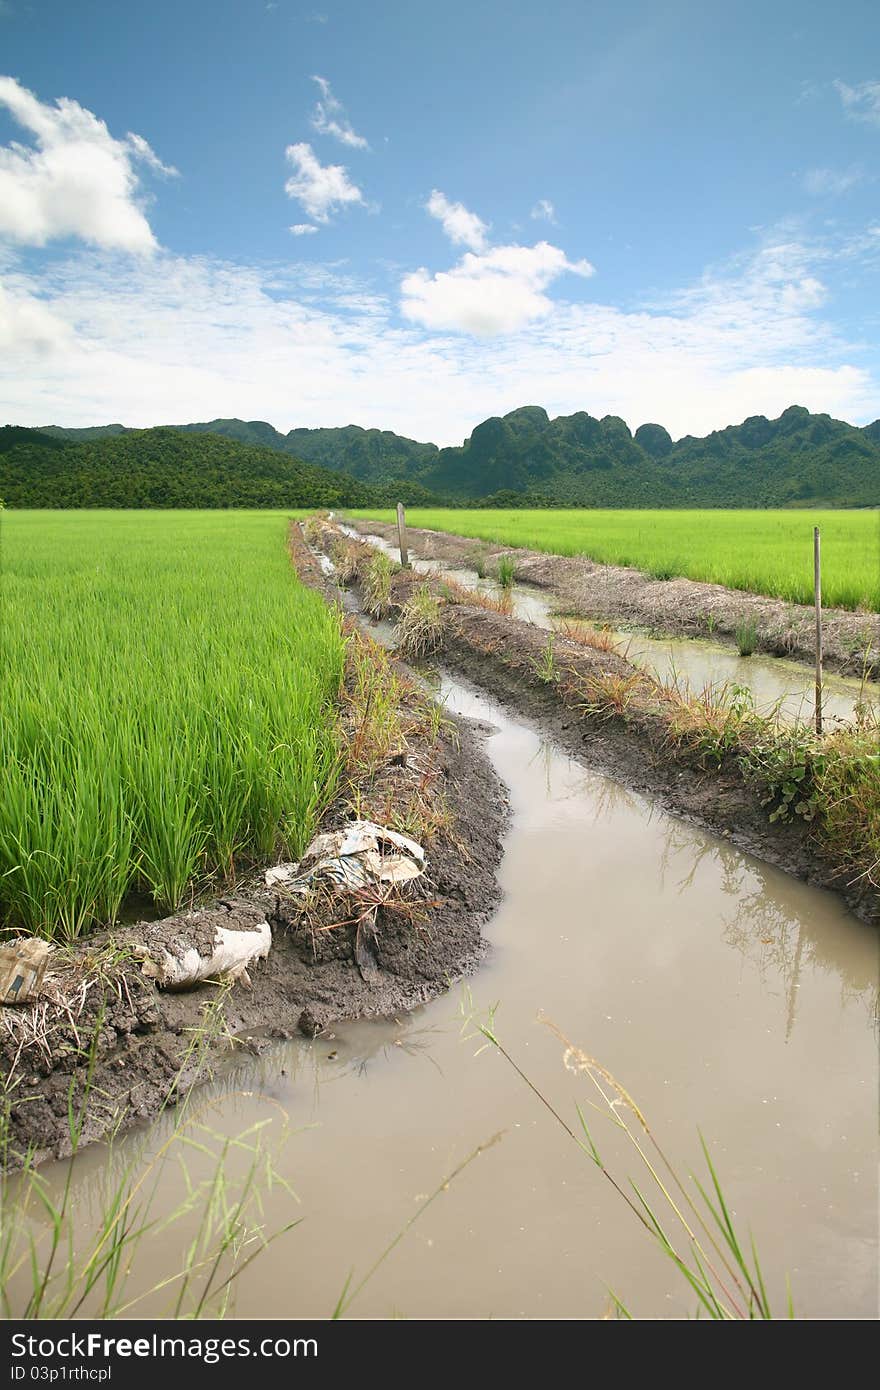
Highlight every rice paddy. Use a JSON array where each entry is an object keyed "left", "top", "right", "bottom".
[
  {"left": 0, "top": 510, "right": 345, "bottom": 940},
  {"left": 352, "top": 509, "right": 880, "bottom": 612}
]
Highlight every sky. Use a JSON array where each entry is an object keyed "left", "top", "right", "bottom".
[{"left": 0, "top": 0, "right": 878, "bottom": 445}]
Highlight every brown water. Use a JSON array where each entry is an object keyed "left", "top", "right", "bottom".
[
  {"left": 22, "top": 671, "right": 878, "bottom": 1320},
  {"left": 345, "top": 524, "right": 879, "bottom": 726}
]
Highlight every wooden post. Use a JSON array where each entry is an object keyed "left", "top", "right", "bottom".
[
  {"left": 396, "top": 502, "right": 410, "bottom": 569},
  {"left": 814, "top": 526, "right": 823, "bottom": 737}
]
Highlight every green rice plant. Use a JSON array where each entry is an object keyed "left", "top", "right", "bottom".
[
  {"left": 352, "top": 508, "right": 880, "bottom": 612},
  {"left": 735, "top": 616, "right": 759, "bottom": 656},
  {"left": 394, "top": 586, "right": 445, "bottom": 661},
  {"left": 362, "top": 549, "right": 395, "bottom": 617},
  {"left": 472, "top": 550, "right": 488, "bottom": 579},
  {"left": 0, "top": 511, "right": 345, "bottom": 939},
  {"left": 497, "top": 555, "right": 516, "bottom": 590}
]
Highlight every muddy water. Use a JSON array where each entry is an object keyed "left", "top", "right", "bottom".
[
  {"left": 29, "top": 673, "right": 878, "bottom": 1319},
  {"left": 346, "top": 524, "right": 878, "bottom": 726}
]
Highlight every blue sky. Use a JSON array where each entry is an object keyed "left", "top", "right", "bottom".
[{"left": 1, "top": 0, "right": 878, "bottom": 442}]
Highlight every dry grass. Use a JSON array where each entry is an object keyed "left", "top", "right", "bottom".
[
  {"left": 577, "top": 669, "right": 655, "bottom": 722},
  {"left": 331, "top": 538, "right": 360, "bottom": 585},
  {"left": 0, "top": 942, "right": 136, "bottom": 1082},
  {"left": 394, "top": 586, "right": 446, "bottom": 660},
  {"left": 818, "top": 720, "right": 880, "bottom": 888},
  {"left": 553, "top": 618, "right": 621, "bottom": 655},
  {"left": 362, "top": 550, "right": 397, "bottom": 618},
  {"left": 439, "top": 575, "right": 513, "bottom": 615}
]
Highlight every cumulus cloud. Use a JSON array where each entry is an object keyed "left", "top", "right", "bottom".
[
  {"left": 530, "top": 198, "right": 557, "bottom": 224},
  {"left": 309, "top": 75, "right": 369, "bottom": 149},
  {"left": 290, "top": 222, "right": 319, "bottom": 236},
  {"left": 401, "top": 240, "right": 594, "bottom": 335},
  {"left": 425, "top": 190, "right": 489, "bottom": 251},
  {"left": 834, "top": 79, "right": 880, "bottom": 126},
  {"left": 284, "top": 141, "right": 364, "bottom": 223},
  {"left": 0, "top": 76, "right": 172, "bottom": 252}
]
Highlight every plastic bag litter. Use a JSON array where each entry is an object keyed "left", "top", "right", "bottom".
[
  {"left": 0, "top": 938, "right": 51, "bottom": 1005},
  {"left": 136, "top": 918, "right": 271, "bottom": 991},
  {"left": 266, "top": 820, "right": 425, "bottom": 895}
]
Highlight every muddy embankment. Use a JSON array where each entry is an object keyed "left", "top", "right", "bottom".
[
  {"left": 2, "top": 528, "right": 507, "bottom": 1166},
  {"left": 317, "top": 517, "right": 879, "bottom": 929},
  {"left": 349, "top": 518, "right": 880, "bottom": 680}
]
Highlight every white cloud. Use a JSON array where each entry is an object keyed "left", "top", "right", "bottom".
[
  {"left": 401, "top": 241, "right": 595, "bottom": 335},
  {"left": 290, "top": 223, "right": 319, "bottom": 236},
  {"left": 425, "top": 190, "right": 489, "bottom": 251},
  {"left": 0, "top": 76, "right": 172, "bottom": 252},
  {"left": 803, "top": 166, "right": 863, "bottom": 196},
  {"left": 0, "top": 280, "right": 71, "bottom": 354},
  {"left": 284, "top": 141, "right": 364, "bottom": 223},
  {"left": 0, "top": 234, "right": 875, "bottom": 444},
  {"left": 834, "top": 79, "right": 880, "bottom": 126},
  {"left": 530, "top": 199, "right": 557, "bottom": 224},
  {"left": 126, "top": 132, "right": 179, "bottom": 178},
  {"left": 309, "top": 75, "right": 369, "bottom": 149}
]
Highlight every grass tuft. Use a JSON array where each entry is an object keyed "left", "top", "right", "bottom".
[
  {"left": 735, "top": 616, "right": 758, "bottom": 656},
  {"left": 394, "top": 586, "right": 446, "bottom": 661}
]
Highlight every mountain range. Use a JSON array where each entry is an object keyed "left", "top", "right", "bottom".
[{"left": 3, "top": 403, "right": 879, "bottom": 508}]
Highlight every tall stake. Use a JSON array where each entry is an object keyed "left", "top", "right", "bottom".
[
  {"left": 396, "top": 501, "right": 410, "bottom": 569},
  {"left": 814, "top": 526, "right": 823, "bottom": 737}
]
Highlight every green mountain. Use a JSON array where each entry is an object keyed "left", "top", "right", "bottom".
[
  {"left": 0, "top": 426, "right": 387, "bottom": 509},
  {"left": 22, "top": 404, "right": 880, "bottom": 508},
  {"left": 284, "top": 425, "right": 439, "bottom": 484},
  {"left": 39, "top": 418, "right": 440, "bottom": 498},
  {"left": 420, "top": 404, "right": 880, "bottom": 506}
]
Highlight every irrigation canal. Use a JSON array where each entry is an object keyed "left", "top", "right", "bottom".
[{"left": 28, "top": 659, "right": 879, "bottom": 1317}]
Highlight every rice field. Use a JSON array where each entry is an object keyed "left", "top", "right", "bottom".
[
  {"left": 0, "top": 510, "right": 345, "bottom": 940},
  {"left": 353, "top": 509, "right": 880, "bottom": 612}
]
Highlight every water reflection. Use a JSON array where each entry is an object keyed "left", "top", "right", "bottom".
[
  {"left": 348, "top": 524, "right": 879, "bottom": 726},
  {"left": 648, "top": 808, "right": 879, "bottom": 1026}
]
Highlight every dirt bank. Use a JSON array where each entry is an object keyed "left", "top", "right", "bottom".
[
  {"left": 348, "top": 518, "right": 880, "bottom": 679},
  {"left": 1, "top": 531, "right": 507, "bottom": 1167},
  {"left": 318, "top": 518, "right": 878, "bottom": 927}
]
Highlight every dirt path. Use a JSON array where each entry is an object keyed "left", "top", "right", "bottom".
[{"left": 348, "top": 518, "right": 880, "bottom": 679}]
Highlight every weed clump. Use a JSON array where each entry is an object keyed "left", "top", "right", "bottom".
[
  {"left": 362, "top": 550, "right": 396, "bottom": 617},
  {"left": 735, "top": 617, "right": 758, "bottom": 656},
  {"left": 497, "top": 556, "right": 516, "bottom": 590},
  {"left": 395, "top": 586, "right": 446, "bottom": 661}
]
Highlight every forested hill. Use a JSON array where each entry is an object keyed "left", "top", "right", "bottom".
[
  {"left": 38, "top": 418, "right": 440, "bottom": 483},
  {"left": 36, "top": 404, "right": 880, "bottom": 507},
  {"left": 419, "top": 404, "right": 880, "bottom": 506},
  {"left": 0, "top": 426, "right": 405, "bottom": 509}
]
